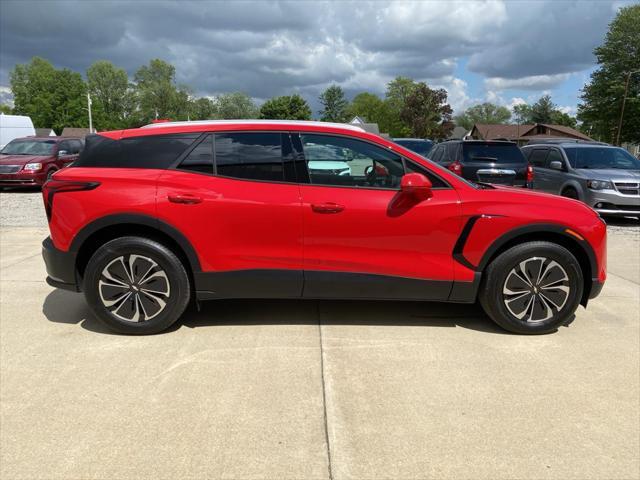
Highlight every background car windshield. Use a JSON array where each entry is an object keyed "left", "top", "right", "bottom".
[
  {"left": 1, "top": 140, "right": 55, "bottom": 155},
  {"left": 395, "top": 140, "right": 433, "bottom": 156},
  {"left": 564, "top": 147, "right": 640, "bottom": 170},
  {"left": 462, "top": 144, "right": 525, "bottom": 164}
]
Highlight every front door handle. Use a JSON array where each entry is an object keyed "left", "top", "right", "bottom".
[
  {"left": 168, "top": 194, "right": 202, "bottom": 204},
  {"left": 311, "top": 202, "right": 345, "bottom": 214}
]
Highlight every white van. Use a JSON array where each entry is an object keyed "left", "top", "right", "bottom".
[{"left": 0, "top": 114, "right": 36, "bottom": 150}]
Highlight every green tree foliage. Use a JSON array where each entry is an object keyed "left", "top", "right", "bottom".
[
  {"left": 512, "top": 104, "right": 533, "bottom": 124},
  {"left": 454, "top": 102, "right": 511, "bottom": 130},
  {"left": 347, "top": 92, "right": 389, "bottom": 128},
  {"left": 512, "top": 96, "right": 577, "bottom": 128},
  {"left": 529, "top": 95, "right": 557, "bottom": 123},
  {"left": 86, "top": 60, "right": 134, "bottom": 130},
  {"left": 578, "top": 4, "right": 640, "bottom": 143},
  {"left": 384, "top": 76, "right": 418, "bottom": 136},
  {"left": 318, "top": 85, "right": 349, "bottom": 122},
  {"left": 215, "top": 92, "right": 259, "bottom": 119},
  {"left": 10, "top": 57, "right": 87, "bottom": 133},
  {"left": 259, "top": 94, "right": 311, "bottom": 120},
  {"left": 190, "top": 97, "right": 217, "bottom": 120},
  {"left": 400, "top": 82, "right": 454, "bottom": 140},
  {"left": 0, "top": 104, "right": 12, "bottom": 114},
  {"left": 133, "top": 59, "right": 192, "bottom": 122}
]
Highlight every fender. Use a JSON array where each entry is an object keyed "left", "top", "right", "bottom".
[{"left": 69, "top": 213, "right": 202, "bottom": 272}]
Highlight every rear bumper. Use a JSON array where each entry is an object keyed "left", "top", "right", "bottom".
[
  {"left": 42, "top": 237, "right": 80, "bottom": 292},
  {"left": 589, "top": 279, "right": 604, "bottom": 300}
]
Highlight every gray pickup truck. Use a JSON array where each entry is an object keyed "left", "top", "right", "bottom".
[{"left": 522, "top": 140, "right": 640, "bottom": 219}]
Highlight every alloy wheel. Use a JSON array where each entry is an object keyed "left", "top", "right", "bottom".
[
  {"left": 502, "top": 257, "right": 570, "bottom": 323},
  {"left": 98, "top": 255, "right": 171, "bottom": 323}
]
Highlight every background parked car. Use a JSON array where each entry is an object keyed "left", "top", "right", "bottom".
[
  {"left": 0, "top": 114, "right": 35, "bottom": 150},
  {"left": 0, "top": 136, "right": 83, "bottom": 188},
  {"left": 429, "top": 139, "right": 532, "bottom": 187},
  {"left": 522, "top": 140, "right": 640, "bottom": 218},
  {"left": 393, "top": 138, "right": 433, "bottom": 157}
]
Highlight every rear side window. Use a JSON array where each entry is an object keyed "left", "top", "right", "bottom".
[
  {"left": 529, "top": 149, "right": 549, "bottom": 168},
  {"left": 75, "top": 134, "right": 198, "bottom": 168},
  {"left": 462, "top": 143, "right": 526, "bottom": 164},
  {"left": 215, "top": 133, "right": 283, "bottom": 181},
  {"left": 179, "top": 135, "right": 213, "bottom": 174},
  {"left": 430, "top": 145, "right": 443, "bottom": 163}
]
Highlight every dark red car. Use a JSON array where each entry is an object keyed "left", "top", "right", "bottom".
[
  {"left": 41, "top": 120, "right": 606, "bottom": 335},
  {"left": 0, "top": 136, "right": 83, "bottom": 188}
]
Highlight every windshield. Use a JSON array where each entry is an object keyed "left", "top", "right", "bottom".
[
  {"left": 395, "top": 140, "right": 433, "bottom": 156},
  {"left": 462, "top": 143, "right": 525, "bottom": 164},
  {"left": 564, "top": 147, "right": 640, "bottom": 170},
  {"left": 1, "top": 139, "right": 56, "bottom": 156}
]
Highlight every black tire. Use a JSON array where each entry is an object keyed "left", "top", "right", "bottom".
[
  {"left": 562, "top": 187, "right": 579, "bottom": 200},
  {"left": 479, "top": 241, "right": 583, "bottom": 334},
  {"left": 83, "top": 236, "right": 191, "bottom": 334}
]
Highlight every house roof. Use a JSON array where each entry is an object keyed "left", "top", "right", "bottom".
[
  {"left": 472, "top": 123, "right": 591, "bottom": 141},
  {"left": 61, "top": 127, "right": 92, "bottom": 137}
]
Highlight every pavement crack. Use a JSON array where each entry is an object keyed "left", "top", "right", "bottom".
[{"left": 317, "top": 301, "right": 334, "bottom": 480}]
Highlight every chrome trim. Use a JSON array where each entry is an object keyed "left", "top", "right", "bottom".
[{"left": 477, "top": 169, "right": 516, "bottom": 176}]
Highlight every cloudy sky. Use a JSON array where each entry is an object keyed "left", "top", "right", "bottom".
[{"left": 0, "top": 0, "right": 633, "bottom": 116}]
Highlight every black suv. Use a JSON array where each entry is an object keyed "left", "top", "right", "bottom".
[{"left": 428, "top": 140, "right": 532, "bottom": 187}]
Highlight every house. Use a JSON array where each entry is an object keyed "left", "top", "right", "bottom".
[
  {"left": 470, "top": 123, "right": 592, "bottom": 145},
  {"left": 448, "top": 126, "right": 469, "bottom": 140},
  {"left": 35, "top": 128, "right": 55, "bottom": 137},
  {"left": 349, "top": 116, "right": 390, "bottom": 139},
  {"left": 61, "top": 127, "right": 92, "bottom": 138}
]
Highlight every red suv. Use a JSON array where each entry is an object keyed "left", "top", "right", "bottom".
[
  {"left": 41, "top": 120, "right": 606, "bottom": 335},
  {"left": 0, "top": 137, "right": 83, "bottom": 188}
]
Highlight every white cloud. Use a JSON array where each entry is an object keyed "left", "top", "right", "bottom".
[{"left": 484, "top": 74, "right": 571, "bottom": 91}]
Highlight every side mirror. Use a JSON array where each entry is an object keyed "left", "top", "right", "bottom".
[
  {"left": 57, "top": 150, "right": 68, "bottom": 158},
  {"left": 549, "top": 160, "right": 563, "bottom": 171},
  {"left": 400, "top": 173, "right": 432, "bottom": 199}
]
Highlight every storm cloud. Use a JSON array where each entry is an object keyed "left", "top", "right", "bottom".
[{"left": 0, "top": 0, "right": 630, "bottom": 112}]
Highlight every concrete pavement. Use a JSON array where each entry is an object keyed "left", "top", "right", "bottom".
[{"left": 0, "top": 224, "right": 638, "bottom": 479}]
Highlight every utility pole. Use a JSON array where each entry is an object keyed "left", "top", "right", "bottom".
[
  {"left": 87, "top": 93, "right": 93, "bottom": 133},
  {"left": 616, "top": 70, "right": 639, "bottom": 146}
]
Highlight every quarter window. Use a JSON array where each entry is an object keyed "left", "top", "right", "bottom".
[
  {"left": 179, "top": 135, "right": 213, "bottom": 174},
  {"left": 300, "top": 134, "right": 404, "bottom": 189},
  {"left": 215, "top": 133, "right": 283, "bottom": 181}
]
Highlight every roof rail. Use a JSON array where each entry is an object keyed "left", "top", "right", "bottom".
[
  {"left": 525, "top": 138, "right": 608, "bottom": 146},
  {"left": 140, "top": 119, "right": 366, "bottom": 133}
]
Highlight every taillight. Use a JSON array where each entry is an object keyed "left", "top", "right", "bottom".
[
  {"left": 43, "top": 179, "right": 100, "bottom": 221},
  {"left": 526, "top": 164, "right": 534, "bottom": 184},
  {"left": 448, "top": 161, "right": 463, "bottom": 176}
]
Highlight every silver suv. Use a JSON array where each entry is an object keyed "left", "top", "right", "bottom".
[{"left": 522, "top": 141, "right": 640, "bottom": 218}]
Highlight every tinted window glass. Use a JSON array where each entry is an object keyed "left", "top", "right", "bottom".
[
  {"left": 75, "top": 134, "right": 197, "bottom": 168},
  {"left": 529, "top": 149, "right": 549, "bottom": 168},
  {"left": 547, "top": 149, "right": 563, "bottom": 167},
  {"left": 564, "top": 147, "right": 640, "bottom": 170},
  {"left": 462, "top": 143, "right": 526, "bottom": 164},
  {"left": 71, "top": 140, "right": 83, "bottom": 154},
  {"left": 179, "top": 135, "right": 213, "bottom": 174},
  {"left": 394, "top": 139, "right": 433, "bottom": 156},
  {"left": 430, "top": 146, "right": 443, "bottom": 163},
  {"left": 215, "top": 133, "right": 283, "bottom": 181},
  {"left": 1, "top": 139, "right": 56, "bottom": 155},
  {"left": 404, "top": 160, "right": 448, "bottom": 188},
  {"left": 301, "top": 134, "right": 404, "bottom": 189}
]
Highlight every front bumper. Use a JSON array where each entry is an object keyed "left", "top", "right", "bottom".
[
  {"left": 42, "top": 237, "right": 80, "bottom": 292},
  {"left": 585, "top": 189, "right": 640, "bottom": 216},
  {"left": 0, "top": 171, "right": 46, "bottom": 187}
]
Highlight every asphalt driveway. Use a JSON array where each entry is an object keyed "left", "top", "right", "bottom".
[{"left": 1, "top": 193, "right": 638, "bottom": 479}]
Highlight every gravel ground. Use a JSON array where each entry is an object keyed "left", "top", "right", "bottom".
[{"left": 1, "top": 189, "right": 639, "bottom": 235}]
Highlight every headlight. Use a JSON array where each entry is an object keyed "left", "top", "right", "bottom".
[
  {"left": 587, "top": 179, "right": 613, "bottom": 190},
  {"left": 23, "top": 163, "right": 43, "bottom": 171}
]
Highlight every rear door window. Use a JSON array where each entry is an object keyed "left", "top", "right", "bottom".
[
  {"left": 215, "top": 132, "right": 283, "bottom": 182},
  {"left": 179, "top": 135, "right": 213, "bottom": 174},
  {"left": 529, "top": 148, "right": 550, "bottom": 168}
]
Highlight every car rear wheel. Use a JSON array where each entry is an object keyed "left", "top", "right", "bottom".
[
  {"left": 479, "top": 241, "right": 583, "bottom": 334},
  {"left": 83, "top": 236, "right": 191, "bottom": 334}
]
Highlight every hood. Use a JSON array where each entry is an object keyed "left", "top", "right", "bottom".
[
  {"left": 0, "top": 154, "right": 52, "bottom": 165},
  {"left": 491, "top": 184, "right": 596, "bottom": 215},
  {"left": 575, "top": 168, "right": 640, "bottom": 180}
]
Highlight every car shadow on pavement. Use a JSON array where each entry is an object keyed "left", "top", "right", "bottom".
[{"left": 42, "top": 289, "right": 516, "bottom": 336}]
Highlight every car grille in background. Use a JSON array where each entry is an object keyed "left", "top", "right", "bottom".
[
  {"left": 614, "top": 182, "right": 640, "bottom": 196},
  {"left": 0, "top": 165, "right": 21, "bottom": 174}
]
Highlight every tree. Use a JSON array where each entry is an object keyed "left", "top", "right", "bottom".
[
  {"left": 134, "top": 59, "right": 183, "bottom": 121},
  {"left": 530, "top": 95, "right": 557, "bottom": 123},
  {"left": 87, "top": 60, "right": 133, "bottom": 130},
  {"left": 400, "top": 82, "right": 454, "bottom": 140},
  {"left": 348, "top": 92, "right": 387, "bottom": 125},
  {"left": 550, "top": 110, "right": 578, "bottom": 129},
  {"left": 318, "top": 85, "right": 349, "bottom": 122},
  {"left": 385, "top": 76, "right": 418, "bottom": 136},
  {"left": 578, "top": 4, "right": 640, "bottom": 144},
  {"left": 512, "top": 97, "right": 577, "bottom": 128},
  {"left": 0, "top": 104, "right": 12, "bottom": 114},
  {"left": 215, "top": 92, "right": 258, "bottom": 119},
  {"left": 190, "top": 97, "right": 217, "bottom": 120},
  {"left": 10, "top": 57, "right": 87, "bottom": 133},
  {"left": 512, "top": 104, "right": 533, "bottom": 124},
  {"left": 454, "top": 102, "right": 511, "bottom": 130},
  {"left": 259, "top": 94, "right": 311, "bottom": 120}
]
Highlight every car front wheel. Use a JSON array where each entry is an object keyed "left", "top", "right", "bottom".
[
  {"left": 479, "top": 241, "right": 584, "bottom": 334},
  {"left": 83, "top": 236, "right": 191, "bottom": 334}
]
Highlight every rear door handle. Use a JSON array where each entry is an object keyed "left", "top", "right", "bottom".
[
  {"left": 168, "top": 194, "right": 202, "bottom": 204},
  {"left": 311, "top": 202, "right": 345, "bottom": 214}
]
